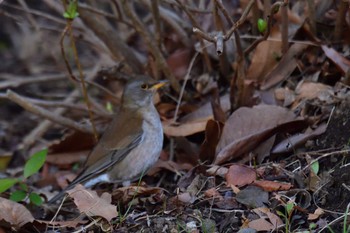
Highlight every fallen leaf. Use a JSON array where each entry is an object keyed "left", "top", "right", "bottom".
[
  {"left": 261, "top": 43, "right": 308, "bottom": 90},
  {"left": 248, "top": 218, "right": 274, "bottom": 231},
  {"left": 322, "top": 45, "right": 350, "bottom": 75},
  {"left": 251, "top": 207, "right": 283, "bottom": 229},
  {"left": 308, "top": 207, "right": 324, "bottom": 220},
  {"left": 295, "top": 82, "right": 334, "bottom": 101},
  {"left": 246, "top": 26, "right": 282, "bottom": 83},
  {"left": 215, "top": 105, "right": 305, "bottom": 164},
  {"left": 167, "top": 49, "right": 191, "bottom": 79},
  {"left": 112, "top": 185, "right": 164, "bottom": 204},
  {"left": 226, "top": 164, "right": 257, "bottom": 186},
  {"left": 177, "top": 192, "right": 195, "bottom": 204},
  {"left": 0, "top": 197, "right": 34, "bottom": 228},
  {"left": 163, "top": 94, "right": 230, "bottom": 137},
  {"left": 36, "top": 219, "right": 88, "bottom": 228},
  {"left": 199, "top": 119, "right": 224, "bottom": 163},
  {"left": 204, "top": 188, "right": 223, "bottom": 200},
  {"left": 236, "top": 186, "right": 268, "bottom": 208},
  {"left": 271, "top": 124, "right": 327, "bottom": 154},
  {"left": 163, "top": 120, "right": 209, "bottom": 137},
  {"left": 253, "top": 180, "right": 293, "bottom": 192},
  {"left": 67, "top": 185, "right": 117, "bottom": 222},
  {"left": 148, "top": 159, "right": 193, "bottom": 175},
  {"left": 206, "top": 165, "right": 228, "bottom": 178}
]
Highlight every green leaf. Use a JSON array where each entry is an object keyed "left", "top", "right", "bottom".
[
  {"left": 19, "top": 182, "right": 28, "bottom": 192},
  {"left": 286, "top": 202, "right": 294, "bottom": 215},
  {"left": 63, "top": 12, "right": 70, "bottom": 19},
  {"left": 309, "top": 222, "right": 317, "bottom": 229},
  {"left": 0, "top": 178, "right": 18, "bottom": 193},
  {"left": 29, "top": 193, "right": 43, "bottom": 206},
  {"left": 257, "top": 18, "right": 267, "bottom": 33},
  {"left": 106, "top": 101, "right": 113, "bottom": 113},
  {"left": 63, "top": 0, "right": 79, "bottom": 19},
  {"left": 276, "top": 210, "right": 285, "bottom": 217},
  {"left": 310, "top": 161, "right": 319, "bottom": 175},
  {"left": 10, "top": 190, "right": 27, "bottom": 202},
  {"left": 24, "top": 148, "right": 48, "bottom": 179}
]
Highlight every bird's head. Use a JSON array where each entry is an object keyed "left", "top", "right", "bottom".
[{"left": 121, "top": 75, "right": 166, "bottom": 109}]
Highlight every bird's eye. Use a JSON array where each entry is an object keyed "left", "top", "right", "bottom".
[{"left": 140, "top": 83, "right": 148, "bottom": 89}]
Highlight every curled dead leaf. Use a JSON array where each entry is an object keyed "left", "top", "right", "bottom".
[
  {"left": 67, "top": 185, "right": 117, "bottom": 222},
  {"left": 0, "top": 197, "right": 34, "bottom": 228},
  {"left": 215, "top": 105, "right": 304, "bottom": 164}
]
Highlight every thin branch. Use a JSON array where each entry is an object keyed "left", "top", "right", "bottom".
[
  {"left": 6, "top": 90, "right": 93, "bottom": 134},
  {"left": 21, "top": 64, "right": 101, "bottom": 148},
  {"left": 0, "top": 93, "right": 110, "bottom": 117},
  {"left": 162, "top": 0, "right": 212, "bottom": 14},
  {"left": 173, "top": 52, "right": 199, "bottom": 123},
  {"left": 150, "top": 0, "right": 162, "bottom": 49},
  {"left": 175, "top": 0, "right": 212, "bottom": 70},
  {"left": 0, "top": 74, "right": 66, "bottom": 89},
  {"left": 121, "top": 0, "right": 180, "bottom": 92},
  {"left": 2, "top": 2, "right": 67, "bottom": 26},
  {"left": 281, "top": 1, "right": 289, "bottom": 53},
  {"left": 79, "top": 3, "right": 119, "bottom": 20},
  {"left": 244, "top": 1, "right": 286, "bottom": 55}
]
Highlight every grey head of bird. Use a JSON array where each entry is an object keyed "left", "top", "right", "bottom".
[{"left": 121, "top": 76, "right": 166, "bottom": 109}]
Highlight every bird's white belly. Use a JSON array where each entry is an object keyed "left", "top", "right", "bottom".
[{"left": 109, "top": 112, "right": 163, "bottom": 182}]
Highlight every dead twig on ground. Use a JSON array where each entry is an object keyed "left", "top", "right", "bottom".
[{"left": 6, "top": 90, "right": 93, "bottom": 134}]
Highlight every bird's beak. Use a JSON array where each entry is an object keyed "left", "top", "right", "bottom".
[{"left": 150, "top": 81, "right": 167, "bottom": 90}]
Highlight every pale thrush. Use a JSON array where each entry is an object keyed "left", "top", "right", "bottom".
[{"left": 49, "top": 75, "right": 165, "bottom": 203}]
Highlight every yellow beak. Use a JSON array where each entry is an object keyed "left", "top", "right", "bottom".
[{"left": 150, "top": 81, "right": 167, "bottom": 90}]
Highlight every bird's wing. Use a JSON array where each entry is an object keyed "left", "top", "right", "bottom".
[{"left": 68, "top": 109, "right": 144, "bottom": 186}]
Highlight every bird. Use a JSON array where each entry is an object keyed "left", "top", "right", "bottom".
[{"left": 49, "top": 75, "right": 166, "bottom": 203}]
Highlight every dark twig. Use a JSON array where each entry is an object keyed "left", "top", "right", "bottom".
[
  {"left": 6, "top": 90, "right": 93, "bottom": 134},
  {"left": 244, "top": 1, "right": 286, "bottom": 55},
  {"left": 174, "top": 0, "right": 212, "bottom": 71},
  {"left": 0, "top": 74, "right": 66, "bottom": 89},
  {"left": 306, "top": 0, "right": 316, "bottom": 34},
  {"left": 281, "top": 0, "right": 289, "bottom": 53},
  {"left": 121, "top": 0, "right": 180, "bottom": 92},
  {"left": 21, "top": 64, "right": 101, "bottom": 148},
  {"left": 0, "top": 93, "right": 110, "bottom": 117},
  {"left": 334, "top": 0, "right": 349, "bottom": 41}
]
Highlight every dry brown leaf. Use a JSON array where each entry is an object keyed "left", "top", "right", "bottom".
[
  {"left": 204, "top": 188, "right": 224, "bottom": 200},
  {"left": 253, "top": 207, "right": 283, "bottom": 228},
  {"left": 215, "top": 105, "right": 300, "bottom": 164},
  {"left": 261, "top": 43, "right": 308, "bottom": 90},
  {"left": 67, "top": 185, "right": 117, "bottom": 222},
  {"left": 0, "top": 197, "right": 34, "bottom": 228},
  {"left": 163, "top": 120, "right": 209, "bottom": 137},
  {"left": 167, "top": 49, "right": 191, "bottom": 79},
  {"left": 272, "top": 124, "right": 327, "bottom": 154},
  {"left": 47, "top": 151, "right": 88, "bottom": 166},
  {"left": 177, "top": 192, "right": 195, "bottom": 204},
  {"left": 148, "top": 159, "right": 193, "bottom": 176},
  {"left": 235, "top": 186, "right": 268, "bottom": 208},
  {"left": 248, "top": 218, "right": 274, "bottom": 231},
  {"left": 295, "top": 82, "right": 334, "bottom": 101},
  {"left": 163, "top": 95, "right": 230, "bottom": 137},
  {"left": 206, "top": 165, "right": 228, "bottom": 178},
  {"left": 112, "top": 186, "right": 164, "bottom": 204},
  {"left": 322, "top": 45, "right": 350, "bottom": 75},
  {"left": 199, "top": 119, "right": 224, "bottom": 163},
  {"left": 246, "top": 27, "right": 282, "bottom": 83},
  {"left": 225, "top": 164, "right": 256, "bottom": 186},
  {"left": 36, "top": 219, "right": 88, "bottom": 228},
  {"left": 308, "top": 207, "right": 324, "bottom": 220},
  {"left": 253, "top": 180, "right": 293, "bottom": 192}
]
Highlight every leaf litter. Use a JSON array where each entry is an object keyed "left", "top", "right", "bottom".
[{"left": 1, "top": 0, "right": 350, "bottom": 232}]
